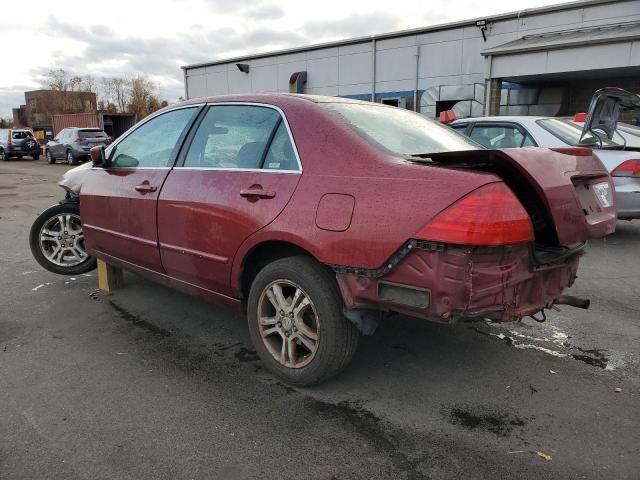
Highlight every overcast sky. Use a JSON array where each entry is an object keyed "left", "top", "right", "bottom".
[{"left": 1, "top": 0, "right": 564, "bottom": 116}]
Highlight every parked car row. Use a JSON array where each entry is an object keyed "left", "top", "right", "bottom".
[
  {"left": 0, "top": 127, "right": 111, "bottom": 165},
  {"left": 30, "top": 93, "right": 618, "bottom": 386}
]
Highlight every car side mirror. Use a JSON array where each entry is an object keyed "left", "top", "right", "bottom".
[{"left": 90, "top": 145, "right": 106, "bottom": 167}]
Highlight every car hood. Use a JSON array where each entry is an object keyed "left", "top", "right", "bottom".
[{"left": 581, "top": 87, "right": 640, "bottom": 141}]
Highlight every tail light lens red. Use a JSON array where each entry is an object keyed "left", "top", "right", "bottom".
[
  {"left": 611, "top": 160, "right": 640, "bottom": 178},
  {"left": 7, "top": 131, "right": 11, "bottom": 145},
  {"left": 416, "top": 183, "right": 534, "bottom": 245},
  {"left": 76, "top": 136, "right": 86, "bottom": 142}
]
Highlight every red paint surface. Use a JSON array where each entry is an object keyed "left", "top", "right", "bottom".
[
  {"left": 157, "top": 169, "right": 300, "bottom": 295},
  {"left": 58, "top": 94, "right": 616, "bottom": 323}
]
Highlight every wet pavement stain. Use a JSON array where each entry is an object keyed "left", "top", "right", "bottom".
[
  {"left": 306, "top": 398, "right": 428, "bottom": 480},
  {"left": 448, "top": 406, "right": 526, "bottom": 437},
  {"left": 107, "top": 300, "right": 171, "bottom": 337},
  {"left": 571, "top": 347, "right": 609, "bottom": 369},
  {"left": 234, "top": 347, "right": 259, "bottom": 362}
]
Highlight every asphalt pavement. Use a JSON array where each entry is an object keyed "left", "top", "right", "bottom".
[{"left": 1, "top": 159, "right": 639, "bottom": 479}]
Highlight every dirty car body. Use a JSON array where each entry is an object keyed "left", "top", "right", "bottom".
[{"left": 45, "top": 94, "right": 615, "bottom": 384}]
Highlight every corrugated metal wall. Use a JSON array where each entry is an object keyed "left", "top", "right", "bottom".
[{"left": 51, "top": 113, "right": 99, "bottom": 136}]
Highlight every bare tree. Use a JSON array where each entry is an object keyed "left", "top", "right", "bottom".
[
  {"left": 111, "top": 77, "right": 129, "bottom": 113},
  {"left": 80, "top": 75, "right": 96, "bottom": 93},
  {"left": 46, "top": 69, "right": 70, "bottom": 91}
]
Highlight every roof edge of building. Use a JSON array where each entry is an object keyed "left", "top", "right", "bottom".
[{"left": 182, "top": 0, "right": 623, "bottom": 71}]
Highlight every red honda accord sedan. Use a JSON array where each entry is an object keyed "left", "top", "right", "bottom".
[{"left": 30, "top": 94, "right": 616, "bottom": 385}]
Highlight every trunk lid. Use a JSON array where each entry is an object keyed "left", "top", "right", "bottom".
[
  {"left": 424, "top": 147, "right": 617, "bottom": 246},
  {"left": 581, "top": 87, "right": 640, "bottom": 142}
]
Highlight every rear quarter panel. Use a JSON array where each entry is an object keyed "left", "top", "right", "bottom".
[{"left": 230, "top": 99, "right": 500, "bottom": 294}]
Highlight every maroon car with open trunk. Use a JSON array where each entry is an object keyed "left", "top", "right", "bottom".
[{"left": 30, "top": 94, "right": 616, "bottom": 385}]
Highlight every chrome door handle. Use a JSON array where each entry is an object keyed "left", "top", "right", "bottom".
[
  {"left": 240, "top": 188, "right": 276, "bottom": 199},
  {"left": 135, "top": 184, "right": 158, "bottom": 193}
]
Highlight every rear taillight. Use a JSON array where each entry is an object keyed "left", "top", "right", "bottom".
[
  {"left": 611, "top": 160, "right": 640, "bottom": 178},
  {"left": 7, "top": 131, "right": 11, "bottom": 145},
  {"left": 415, "top": 183, "right": 534, "bottom": 245},
  {"left": 76, "top": 136, "right": 86, "bottom": 142}
]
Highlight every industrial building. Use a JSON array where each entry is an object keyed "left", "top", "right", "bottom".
[{"left": 182, "top": 0, "right": 640, "bottom": 120}]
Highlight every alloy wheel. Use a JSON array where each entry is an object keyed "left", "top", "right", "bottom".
[
  {"left": 66, "top": 151, "right": 73, "bottom": 165},
  {"left": 257, "top": 279, "right": 320, "bottom": 368},
  {"left": 38, "top": 213, "right": 87, "bottom": 267}
]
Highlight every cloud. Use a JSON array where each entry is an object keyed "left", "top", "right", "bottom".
[
  {"left": 244, "top": 4, "right": 285, "bottom": 20},
  {"left": 301, "top": 12, "right": 403, "bottom": 39}
]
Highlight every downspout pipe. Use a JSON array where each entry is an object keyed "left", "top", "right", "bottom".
[
  {"left": 182, "top": 67, "right": 189, "bottom": 100},
  {"left": 414, "top": 45, "right": 420, "bottom": 112},
  {"left": 484, "top": 55, "right": 493, "bottom": 116},
  {"left": 371, "top": 36, "right": 377, "bottom": 102}
]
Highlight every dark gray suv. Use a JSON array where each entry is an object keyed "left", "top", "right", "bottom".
[
  {"left": 0, "top": 129, "right": 41, "bottom": 161},
  {"left": 46, "top": 127, "right": 110, "bottom": 165}
]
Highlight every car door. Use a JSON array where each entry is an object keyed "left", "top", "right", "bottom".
[
  {"left": 157, "top": 104, "right": 302, "bottom": 295},
  {"left": 50, "top": 130, "right": 66, "bottom": 158},
  {"left": 468, "top": 122, "right": 537, "bottom": 148},
  {"left": 79, "top": 106, "right": 201, "bottom": 272}
]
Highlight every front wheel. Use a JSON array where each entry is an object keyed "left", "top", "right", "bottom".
[
  {"left": 0, "top": 149, "right": 6, "bottom": 161},
  {"left": 247, "top": 256, "right": 359, "bottom": 386},
  {"left": 66, "top": 150, "right": 75, "bottom": 165},
  {"left": 29, "top": 202, "right": 97, "bottom": 275},
  {"left": 46, "top": 150, "right": 55, "bottom": 164}
]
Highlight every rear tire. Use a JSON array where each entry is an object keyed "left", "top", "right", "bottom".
[
  {"left": 247, "top": 256, "right": 359, "bottom": 386},
  {"left": 32, "top": 153, "right": 40, "bottom": 160},
  {"left": 0, "top": 149, "right": 6, "bottom": 161},
  {"left": 29, "top": 202, "right": 97, "bottom": 275}
]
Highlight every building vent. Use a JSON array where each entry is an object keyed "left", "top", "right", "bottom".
[{"left": 289, "top": 71, "right": 307, "bottom": 94}]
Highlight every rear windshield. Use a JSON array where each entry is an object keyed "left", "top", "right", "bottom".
[
  {"left": 11, "top": 131, "right": 33, "bottom": 139},
  {"left": 537, "top": 118, "right": 621, "bottom": 147},
  {"left": 79, "top": 130, "right": 107, "bottom": 138},
  {"left": 321, "top": 102, "right": 482, "bottom": 155}
]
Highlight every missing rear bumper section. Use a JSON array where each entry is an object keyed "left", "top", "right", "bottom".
[{"left": 336, "top": 243, "right": 582, "bottom": 324}]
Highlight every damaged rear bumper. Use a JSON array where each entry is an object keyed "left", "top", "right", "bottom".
[{"left": 336, "top": 242, "right": 582, "bottom": 324}]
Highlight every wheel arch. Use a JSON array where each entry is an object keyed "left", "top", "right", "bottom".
[{"left": 237, "top": 239, "right": 322, "bottom": 312}]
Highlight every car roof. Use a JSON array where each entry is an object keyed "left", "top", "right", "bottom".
[{"left": 174, "top": 93, "right": 383, "bottom": 109}]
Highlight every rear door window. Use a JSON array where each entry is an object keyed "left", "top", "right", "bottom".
[
  {"left": 183, "top": 105, "right": 285, "bottom": 170},
  {"left": 470, "top": 124, "right": 528, "bottom": 148},
  {"left": 11, "top": 131, "right": 33, "bottom": 140}
]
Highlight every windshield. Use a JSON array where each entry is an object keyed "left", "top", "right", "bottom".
[
  {"left": 322, "top": 102, "right": 482, "bottom": 155},
  {"left": 537, "top": 118, "right": 621, "bottom": 148}
]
